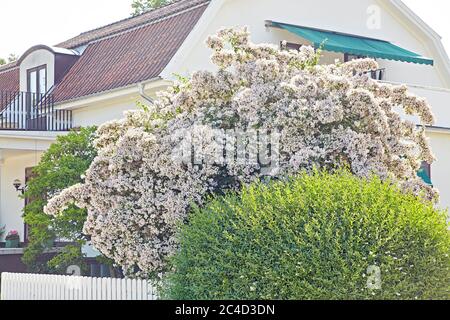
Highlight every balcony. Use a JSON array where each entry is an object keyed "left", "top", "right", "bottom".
[{"left": 0, "top": 91, "right": 72, "bottom": 131}]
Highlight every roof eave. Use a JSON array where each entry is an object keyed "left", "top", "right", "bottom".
[
  {"left": 54, "top": 77, "right": 170, "bottom": 110},
  {"left": 384, "top": 0, "right": 450, "bottom": 88}
]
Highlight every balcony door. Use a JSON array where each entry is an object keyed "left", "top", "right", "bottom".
[
  {"left": 27, "top": 65, "right": 47, "bottom": 97},
  {"left": 26, "top": 65, "right": 47, "bottom": 130}
]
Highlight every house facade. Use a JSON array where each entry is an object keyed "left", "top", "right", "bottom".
[{"left": 1, "top": 0, "right": 449, "bottom": 269}]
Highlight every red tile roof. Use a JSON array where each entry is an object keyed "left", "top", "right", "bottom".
[
  {"left": 53, "top": 2, "right": 208, "bottom": 103},
  {"left": 0, "top": 62, "right": 18, "bottom": 73},
  {"left": 0, "top": 67, "right": 19, "bottom": 93},
  {"left": 0, "top": 67, "right": 20, "bottom": 110},
  {"left": 58, "top": 0, "right": 210, "bottom": 50},
  {"left": 0, "top": 0, "right": 210, "bottom": 104}
]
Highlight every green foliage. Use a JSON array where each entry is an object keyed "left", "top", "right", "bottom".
[
  {"left": 164, "top": 170, "right": 450, "bottom": 300},
  {"left": 7, "top": 53, "right": 18, "bottom": 63},
  {"left": 131, "top": 0, "right": 171, "bottom": 16},
  {"left": 47, "top": 244, "right": 89, "bottom": 275},
  {"left": 22, "top": 127, "right": 97, "bottom": 274},
  {"left": 0, "top": 54, "right": 18, "bottom": 65}
]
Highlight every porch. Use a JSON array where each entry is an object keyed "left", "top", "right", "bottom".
[{"left": 0, "top": 132, "right": 59, "bottom": 246}]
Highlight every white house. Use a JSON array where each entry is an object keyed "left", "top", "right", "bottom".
[{"left": 1, "top": 0, "right": 449, "bottom": 270}]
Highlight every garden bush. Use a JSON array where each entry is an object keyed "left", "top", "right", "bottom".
[
  {"left": 164, "top": 170, "right": 450, "bottom": 300},
  {"left": 22, "top": 127, "right": 97, "bottom": 274},
  {"left": 45, "top": 28, "right": 437, "bottom": 277}
]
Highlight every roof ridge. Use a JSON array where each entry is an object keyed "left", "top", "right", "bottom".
[
  {"left": 0, "top": 62, "right": 19, "bottom": 74},
  {"left": 51, "top": 2, "right": 208, "bottom": 104},
  {"left": 87, "top": 1, "right": 209, "bottom": 47},
  {"left": 78, "top": 0, "right": 183, "bottom": 36},
  {"left": 57, "top": 0, "right": 210, "bottom": 49}
]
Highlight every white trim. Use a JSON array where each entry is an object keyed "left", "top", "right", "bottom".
[
  {"left": 385, "top": 0, "right": 450, "bottom": 88},
  {"left": 0, "top": 248, "right": 25, "bottom": 255},
  {"left": 0, "top": 248, "right": 64, "bottom": 256},
  {"left": 160, "top": 0, "right": 226, "bottom": 79},
  {"left": 425, "top": 126, "right": 450, "bottom": 134},
  {"left": 381, "top": 80, "right": 450, "bottom": 93},
  {"left": 0, "top": 131, "right": 62, "bottom": 141},
  {"left": 55, "top": 78, "right": 171, "bottom": 110}
]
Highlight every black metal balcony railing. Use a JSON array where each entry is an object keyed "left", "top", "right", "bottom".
[{"left": 0, "top": 91, "right": 72, "bottom": 131}]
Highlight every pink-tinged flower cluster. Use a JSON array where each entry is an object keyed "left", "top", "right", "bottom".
[{"left": 45, "top": 27, "right": 436, "bottom": 278}]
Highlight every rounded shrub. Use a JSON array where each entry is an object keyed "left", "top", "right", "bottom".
[{"left": 164, "top": 170, "right": 450, "bottom": 300}]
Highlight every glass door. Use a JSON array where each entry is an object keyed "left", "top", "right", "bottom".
[
  {"left": 26, "top": 65, "right": 47, "bottom": 129},
  {"left": 27, "top": 65, "right": 47, "bottom": 99}
]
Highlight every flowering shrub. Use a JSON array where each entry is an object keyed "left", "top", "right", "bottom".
[
  {"left": 45, "top": 28, "right": 436, "bottom": 278},
  {"left": 163, "top": 170, "right": 450, "bottom": 300}
]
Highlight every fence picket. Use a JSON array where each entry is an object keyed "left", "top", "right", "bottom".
[{"left": 0, "top": 273, "right": 158, "bottom": 300}]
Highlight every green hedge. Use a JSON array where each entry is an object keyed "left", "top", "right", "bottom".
[{"left": 164, "top": 170, "right": 450, "bottom": 300}]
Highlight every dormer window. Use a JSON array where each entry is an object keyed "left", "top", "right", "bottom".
[{"left": 27, "top": 64, "right": 47, "bottom": 96}]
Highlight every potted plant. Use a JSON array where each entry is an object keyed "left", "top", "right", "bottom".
[{"left": 5, "top": 230, "right": 20, "bottom": 248}]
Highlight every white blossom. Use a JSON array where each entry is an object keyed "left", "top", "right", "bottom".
[{"left": 45, "top": 27, "right": 437, "bottom": 278}]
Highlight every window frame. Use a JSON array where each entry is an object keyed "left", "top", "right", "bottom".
[{"left": 26, "top": 64, "right": 47, "bottom": 96}]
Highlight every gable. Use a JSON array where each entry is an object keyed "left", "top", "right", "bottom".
[
  {"left": 162, "top": 0, "right": 450, "bottom": 89},
  {"left": 380, "top": 0, "right": 450, "bottom": 88}
]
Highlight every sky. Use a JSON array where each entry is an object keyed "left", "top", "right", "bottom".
[{"left": 0, "top": 0, "right": 449, "bottom": 60}]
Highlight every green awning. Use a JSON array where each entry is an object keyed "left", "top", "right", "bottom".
[
  {"left": 269, "top": 21, "right": 434, "bottom": 66},
  {"left": 417, "top": 168, "right": 433, "bottom": 186}
]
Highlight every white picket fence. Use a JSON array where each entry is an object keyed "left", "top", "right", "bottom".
[{"left": 0, "top": 273, "right": 158, "bottom": 300}]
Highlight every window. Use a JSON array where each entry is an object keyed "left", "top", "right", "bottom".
[{"left": 27, "top": 65, "right": 47, "bottom": 96}]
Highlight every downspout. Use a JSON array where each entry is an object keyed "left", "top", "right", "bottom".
[{"left": 138, "top": 83, "right": 154, "bottom": 105}]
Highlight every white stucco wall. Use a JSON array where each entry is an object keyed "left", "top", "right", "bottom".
[
  {"left": 0, "top": 151, "right": 43, "bottom": 241},
  {"left": 427, "top": 131, "right": 450, "bottom": 211},
  {"left": 72, "top": 99, "right": 142, "bottom": 127},
  {"left": 164, "top": 0, "right": 444, "bottom": 89},
  {"left": 407, "top": 86, "right": 450, "bottom": 129},
  {"left": 19, "top": 49, "right": 55, "bottom": 92},
  {"left": 67, "top": 83, "right": 169, "bottom": 127}
]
